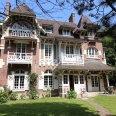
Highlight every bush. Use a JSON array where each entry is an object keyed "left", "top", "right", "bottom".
[
  {"left": 0, "top": 86, "right": 11, "bottom": 103},
  {"left": 0, "top": 90, "right": 8, "bottom": 103},
  {"left": 42, "top": 88, "right": 51, "bottom": 98},
  {"left": 67, "top": 90, "right": 77, "bottom": 99},
  {"left": 20, "top": 94, "right": 26, "bottom": 100},
  {"left": 28, "top": 90, "right": 39, "bottom": 99},
  {"left": 10, "top": 93, "right": 18, "bottom": 100}
]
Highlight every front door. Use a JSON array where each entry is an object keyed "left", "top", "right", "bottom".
[
  {"left": 91, "top": 76, "right": 99, "bottom": 92},
  {"left": 69, "top": 75, "right": 74, "bottom": 90},
  {"left": 16, "top": 43, "right": 26, "bottom": 60}
]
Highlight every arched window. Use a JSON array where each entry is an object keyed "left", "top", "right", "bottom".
[
  {"left": 12, "top": 21, "right": 32, "bottom": 37},
  {"left": 15, "top": 69, "right": 25, "bottom": 74},
  {"left": 87, "top": 47, "right": 98, "bottom": 58},
  {"left": 44, "top": 70, "right": 53, "bottom": 89}
]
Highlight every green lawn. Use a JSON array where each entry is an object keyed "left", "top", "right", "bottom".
[
  {"left": 0, "top": 97, "right": 98, "bottom": 116},
  {"left": 93, "top": 95, "right": 116, "bottom": 115}
]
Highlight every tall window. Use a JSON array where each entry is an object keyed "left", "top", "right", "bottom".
[
  {"left": 87, "top": 47, "right": 98, "bottom": 57},
  {"left": 14, "top": 69, "right": 25, "bottom": 89},
  {"left": 63, "top": 75, "right": 68, "bottom": 84},
  {"left": 62, "top": 30, "right": 71, "bottom": 36},
  {"left": 91, "top": 76, "right": 98, "bottom": 87},
  {"left": 45, "top": 45, "right": 52, "bottom": 59},
  {"left": 44, "top": 70, "right": 53, "bottom": 88},
  {"left": 80, "top": 75, "right": 84, "bottom": 84},
  {"left": 16, "top": 43, "right": 26, "bottom": 59},
  {"left": 66, "top": 45, "right": 74, "bottom": 54}
]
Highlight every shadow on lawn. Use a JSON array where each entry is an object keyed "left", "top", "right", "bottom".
[{"left": 0, "top": 100, "right": 99, "bottom": 116}]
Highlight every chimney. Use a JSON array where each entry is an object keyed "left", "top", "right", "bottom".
[
  {"left": 5, "top": 2, "right": 11, "bottom": 17},
  {"left": 69, "top": 13, "right": 75, "bottom": 23}
]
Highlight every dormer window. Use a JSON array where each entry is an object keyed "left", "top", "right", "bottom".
[
  {"left": 62, "top": 30, "right": 71, "bottom": 36},
  {"left": 87, "top": 47, "right": 98, "bottom": 58},
  {"left": 44, "top": 27, "right": 53, "bottom": 33}
]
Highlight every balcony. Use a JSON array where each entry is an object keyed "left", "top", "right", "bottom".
[
  {"left": 39, "top": 59, "right": 58, "bottom": 66},
  {"left": 12, "top": 29, "right": 32, "bottom": 37},
  {"left": 7, "top": 52, "right": 33, "bottom": 65},
  {"left": 60, "top": 54, "right": 84, "bottom": 65}
]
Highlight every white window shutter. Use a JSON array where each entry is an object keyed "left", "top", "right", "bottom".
[
  {"left": 8, "top": 75, "right": 14, "bottom": 90},
  {"left": 38, "top": 72, "right": 44, "bottom": 89},
  {"left": 24, "top": 75, "right": 29, "bottom": 90}
]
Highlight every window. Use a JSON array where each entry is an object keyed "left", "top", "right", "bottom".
[
  {"left": 12, "top": 21, "right": 32, "bottom": 37},
  {"left": 14, "top": 76, "right": 24, "bottom": 89},
  {"left": 44, "top": 70, "right": 53, "bottom": 88},
  {"left": 45, "top": 45, "right": 52, "bottom": 59},
  {"left": 62, "top": 30, "right": 71, "bottom": 36},
  {"left": 14, "top": 69, "right": 25, "bottom": 89},
  {"left": 66, "top": 45, "right": 74, "bottom": 54},
  {"left": 87, "top": 47, "right": 98, "bottom": 58},
  {"left": 80, "top": 75, "right": 84, "bottom": 84},
  {"left": 74, "top": 76, "right": 78, "bottom": 84},
  {"left": 44, "top": 28, "right": 53, "bottom": 33},
  {"left": 44, "top": 76, "right": 53, "bottom": 88},
  {"left": 16, "top": 43, "right": 26, "bottom": 60},
  {"left": 63, "top": 75, "right": 68, "bottom": 84},
  {"left": 91, "top": 76, "right": 98, "bottom": 87}
]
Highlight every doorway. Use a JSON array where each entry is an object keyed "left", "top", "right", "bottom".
[{"left": 69, "top": 75, "right": 74, "bottom": 90}]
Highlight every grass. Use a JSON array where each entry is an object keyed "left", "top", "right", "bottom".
[
  {"left": 0, "top": 97, "right": 98, "bottom": 116},
  {"left": 93, "top": 95, "right": 116, "bottom": 115}
]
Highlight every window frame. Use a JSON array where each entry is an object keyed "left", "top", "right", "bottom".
[
  {"left": 62, "top": 29, "right": 71, "bottom": 36},
  {"left": 87, "top": 47, "right": 98, "bottom": 58},
  {"left": 44, "top": 44, "right": 53, "bottom": 59},
  {"left": 44, "top": 27, "right": 53, "bottom": 33},
  {"left": 44, "top": 70, "right": 53, "bottom": 89}
]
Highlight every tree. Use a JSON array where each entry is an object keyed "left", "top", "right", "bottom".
[
  {"left": 102, "top": 26, "right": 116, "bottom": 85},
  {"left": 0, "top": 0, "right": 116, "bottom": 27},
  {"left": 18, "top": 0, "right": 116, "bottom": 27}
]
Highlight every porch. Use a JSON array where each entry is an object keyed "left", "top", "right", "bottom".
[{"left": 7, "top": 51, "right": 33, "bottom": 65}]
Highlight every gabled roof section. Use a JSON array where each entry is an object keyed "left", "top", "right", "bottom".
[
  {"left": 10, "top": 3, "right": 36, "bottom": 16},
  {"left": 77, "top": 14, "right": 92, "bottom": 29}
]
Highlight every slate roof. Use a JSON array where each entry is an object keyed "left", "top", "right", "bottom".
[
  {"left": 10, "top": 3, "right": 35, "bottom": 16},
  {"left": 55, "top": 61, "right": 115, "bottom": 71},
  {"left": 37, "top": 18, "right": 80, "bottom": 40},
  {"left": 77, "top": 14, "right": 92, "bottom": 29}
]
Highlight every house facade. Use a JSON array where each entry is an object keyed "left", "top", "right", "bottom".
[{"left": 0, "top": 2, "right": 115, "bottom": 97}]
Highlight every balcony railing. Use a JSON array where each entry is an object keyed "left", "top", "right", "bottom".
[
  {"left": 60, "top": 54, "right": 84, "bottom": 64},
  {"left": 7, "top": 52, "right": 33, "bottom": 65},
  {"left": 39, "top": 59, "right": 58, "bottom": 66},
  {"left": 12, "top": 29, "right": 32, "bottom": 37}
]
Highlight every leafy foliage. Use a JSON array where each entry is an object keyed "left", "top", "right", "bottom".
[
  {"left": 28, "top": 72, "right": 39, "bottom": 99},
  {"left": 10, "top": 93, "right": 18, "bottom": 100},
  {"left": 67, "top": 90, "right": 77, "bottom": 99},
  {"left": 102, "top": 26, "right": 116, "bottom": 85},
  {"left": 20, "top": 94, "right": 26, "bottom": 100},
  {"left": 42, "top": 88, "right": 51, "bottom": 98},
  {"left": 0, "top": 86, "right": 11, "bottom": 103}
]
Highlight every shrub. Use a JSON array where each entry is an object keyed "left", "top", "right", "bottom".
[
  {"left": 0, "top": 86, "right": 11, "bottom": 103},
  {"left": 10, "top": 93, "right": 18, "bottom": 100},
  {"left": 42, "top": 88, "right": 51, "bottom": 98},
  {"left": 67, "top": 90, "right": 77, "bottom": 99},
  {"left": 28, "top": 90, "right": 39, "bottom": 99},
  {"left": 0, "top": 90, "right": 8, "bottom": 103},
  {"left": 20, "top": 94, "right": 26, "bottom": 100}
]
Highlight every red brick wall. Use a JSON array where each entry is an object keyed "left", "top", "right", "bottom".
[{"left": 82, "top": 41, "right": 104, "bottom": 62}]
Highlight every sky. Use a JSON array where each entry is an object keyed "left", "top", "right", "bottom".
[{"left": 0, "top": 0, "right": 112, "bottom": 25}]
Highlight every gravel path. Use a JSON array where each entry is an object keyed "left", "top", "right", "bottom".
[{"left": 84, "top": 99, "right": 112, "bottom": 116}]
